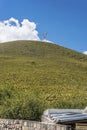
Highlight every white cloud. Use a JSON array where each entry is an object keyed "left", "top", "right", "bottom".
[
  {"left": 42, "top": 39, "right": 53, "bottom": 43},
  {"left": 0, "top": 17, "right": 40, "bottom": 43},
  {"left": 83, "top": 51, "right": 87, "bottom": 55}
]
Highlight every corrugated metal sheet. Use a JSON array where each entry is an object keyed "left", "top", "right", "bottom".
[
  {"left": 42, "top": 108, "right": 87, "bottom": 124},
  {"left": 53, "top": 113, "right": 87, "bottom": 123},
  {"left": 43, "top": 109, "right": 83, "bottom": 116}
]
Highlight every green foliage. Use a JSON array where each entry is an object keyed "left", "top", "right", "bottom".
[
  {"left": 0, "top": 95, "right": 43, "bottom": 120},
  {"left": 0, "top": 40, "right": 87, "bottom": 120}
]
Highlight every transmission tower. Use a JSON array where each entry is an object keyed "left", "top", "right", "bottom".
[{"left": 42, "top": 32, "right": 47, "bottom": 41}]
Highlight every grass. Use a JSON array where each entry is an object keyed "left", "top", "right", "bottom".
[{"left": 0, "top": 40, "right": 87, "bottom": 120}]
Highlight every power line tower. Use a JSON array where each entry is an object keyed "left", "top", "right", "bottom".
[{"left": 42, "top": 32, "right": 47, "bottom": 41}]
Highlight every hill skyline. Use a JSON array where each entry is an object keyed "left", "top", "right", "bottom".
[{"left": 0, "top": 39, "right": 87, "bottom": 55}]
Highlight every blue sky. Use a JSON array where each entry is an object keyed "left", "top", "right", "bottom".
[{"left": 0, "top": 0, "right": 87, "bottom": 53}]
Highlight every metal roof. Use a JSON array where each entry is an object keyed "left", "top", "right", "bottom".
[
  {"left": 42, "top": 108, "right": 87, "bottom": 124},
  {"left": 43, "top": 109, "right": 83, "bottom": 116},
  {"left": 52, "top": 113, "right": 87, "bottom": 124}
]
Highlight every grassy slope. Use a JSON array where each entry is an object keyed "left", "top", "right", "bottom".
[{"left": 0, "top": 40, "right": 87, "bottom": 119}]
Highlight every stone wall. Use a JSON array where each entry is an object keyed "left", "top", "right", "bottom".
[{"left": 0, "top": 119, "right": 70, "bottom": 130}]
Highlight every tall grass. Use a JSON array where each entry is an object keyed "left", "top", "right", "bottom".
[{"left": 0, "top": 40, "right": 87, "bottom": 120}]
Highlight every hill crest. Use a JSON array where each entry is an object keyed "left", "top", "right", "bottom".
[{"left": 0, "top": 40, "right": 86, "bottom": 62}]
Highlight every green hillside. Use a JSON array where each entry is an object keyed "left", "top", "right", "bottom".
[{"left": 0, "top": 40, "right": 87, "bottom": 120}]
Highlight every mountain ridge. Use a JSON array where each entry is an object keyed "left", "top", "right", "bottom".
[{"left": 0, "top": 40, "right": 86, "bottom": 61}]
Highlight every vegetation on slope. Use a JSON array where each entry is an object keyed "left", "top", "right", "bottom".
[{"left": 0, "top": 40, "right": 87, "bottom": 120}]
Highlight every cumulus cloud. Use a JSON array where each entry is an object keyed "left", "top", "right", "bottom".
[
  {"left": 0, "top": 17, "right": 40, "bottom": 42},
  {"left": 83, "top": 51, "right": 87, "bottom": 55}
]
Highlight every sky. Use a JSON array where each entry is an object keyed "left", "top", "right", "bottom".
[{"left": 0, "top": 0, "right": 87, "bottom": 54}]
